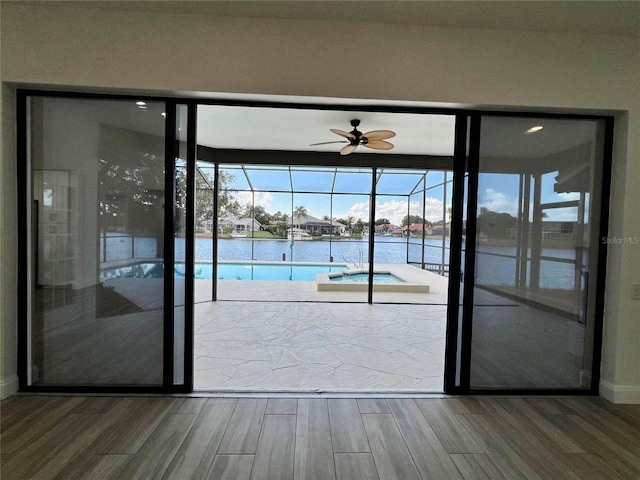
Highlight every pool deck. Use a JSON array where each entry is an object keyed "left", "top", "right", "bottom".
[
  {"left": 198, "top": 264, "right": 448, "bottom": 304},
  {"left": 194, "top": 300, "right": 447, "bottom": 392},
  {"left": 194, "top": 265, "right": 449, "bottom": 391}
]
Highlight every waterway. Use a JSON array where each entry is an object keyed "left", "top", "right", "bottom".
[{"left": 102, "top": 235, "right": 581, "bottom": 290}]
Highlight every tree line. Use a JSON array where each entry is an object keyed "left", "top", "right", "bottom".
[{"left": 176, "top": 169, "right": 455, "bottom": 235}]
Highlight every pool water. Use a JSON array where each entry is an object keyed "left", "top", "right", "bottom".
[
  {"left": 210, "top": 263, "right": 346, "bottom": 281},
  {"left": 101, "top": 262, "right": 347, "bottom": 281},
  {"left": 100, "top": 262, "right": 404, "bottom": 283},
  {"left": 329, "top": 272, "right": 405, "bottom": 283}
]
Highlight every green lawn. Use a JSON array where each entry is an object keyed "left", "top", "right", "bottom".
[{"left": 247, "top": 231, "right": 274, "bottom": 238}]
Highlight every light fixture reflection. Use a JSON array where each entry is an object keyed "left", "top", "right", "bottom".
[
  {"left": 525, "top": 125, "right": 543, "bottom": 134},
  {"left": 136, "top": 101, "right": 146, "bottom": 106},
  {"left": 161, "top": 112, "right": 166, "bottom": 118}
]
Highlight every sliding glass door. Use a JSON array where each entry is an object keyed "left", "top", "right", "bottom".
[
  {"left": 18, "top": 92, "right": 611, "bottom": 394},
  {"left": 21, "top": 94, "right": 189, "bottom": 389},
  {"left": 458, "top": 115, "right": 610, "bottom": 392}
]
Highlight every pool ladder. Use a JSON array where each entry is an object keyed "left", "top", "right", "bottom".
[{"left": 343, "top": 247, "right": 364, "bottom": 268}]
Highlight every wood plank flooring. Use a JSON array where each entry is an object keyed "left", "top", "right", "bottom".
[{"left": 1, "top": 395, "right": 639, "bottom": 480}]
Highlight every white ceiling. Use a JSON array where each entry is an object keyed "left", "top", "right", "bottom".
[
  {"left": 193, "top": 104, "right": 601, "bottom": 160},
  {"left": 196, "top": 106, "right": 457, "bottom": 156},
  {"left": 47, "top": 0, "right": 640, "bottom": 37}
]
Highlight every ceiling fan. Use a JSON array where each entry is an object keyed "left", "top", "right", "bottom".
[{"left": 310, "top": 119, "right": 396, "bottom": 155}]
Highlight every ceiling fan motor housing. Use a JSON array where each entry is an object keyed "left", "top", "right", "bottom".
[{"left": 350, "top": 119, "right": 364, "bottom": 144}]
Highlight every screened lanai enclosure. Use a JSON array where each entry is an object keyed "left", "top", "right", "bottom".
[
  {"left": 188, "top": 165, "right": 455, "bottom": 391},
  {"left": 187, "top": 164, "right": 454, "bottom": 305},
  {"left": 184, "top": 106, "right": 458, "bottom": 390}
]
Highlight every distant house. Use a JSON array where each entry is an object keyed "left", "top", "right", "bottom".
[
  {"left": 374, "top": 223, "right": 399, "bottom": 234},
  {"left": 541, "top": 221, "right": 576, "bottom": 241},
  {"left": 215, "top": 216, "right": 262, "bottom": 235},
  {"left": 288, "top": 214, "right": 346, "bottom": 235},
  {"left": 505, "top": 221, "right": 577, "bottom": 241},
  {"left": 431, "top": 223, "right": 451, "bottom": 236},
  {"left": 407, "top": 223, "right": 432, "bottom": 236}
]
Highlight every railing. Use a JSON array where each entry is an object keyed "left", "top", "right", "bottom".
[
  {"left": 343, "top": 247, "right": 364, "bottom": 268},
  {"left": 410, "top": 262, "right": 450, "bottom": 276}
]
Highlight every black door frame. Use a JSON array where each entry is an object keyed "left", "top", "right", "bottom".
[
  {"left": 15, "top": 88, "right": 612, "bottom": 395},
  {"left": 448, "top": 113, "right": 614, "bottom": 396}
]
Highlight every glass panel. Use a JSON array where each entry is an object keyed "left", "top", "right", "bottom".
[
  {"left": 470, "top": 116, "right": 605, "bottom": 390},
  {"left": 456, "top": 170, "right": 470, "bottom": 388},
  {"left": 194, "top": 161, "right": 214, "bottom": 303},
  {"left": 174, "top": 105, "right": 188, "bottom": 384},
  {"left": 29, "top": 96, "right": 166, "bottom": 385}
]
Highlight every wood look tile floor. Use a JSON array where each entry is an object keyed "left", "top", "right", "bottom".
[{"left": 1, "top": 395, "right": 639, "bottom": 480}]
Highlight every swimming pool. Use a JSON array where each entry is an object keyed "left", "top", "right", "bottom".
[
  {"left": 100, "top": 261, "right": 348, "bottom": 281},
  {"left": 317, "top": 267, "right": 430, "bottom": 293},
  {"left": 207, "top": 262, "right": 346, "bottom": 281}
]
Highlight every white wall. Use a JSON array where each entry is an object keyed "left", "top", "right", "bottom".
[
  {"left": 1, "top": 3, "right": 639, "bottom": 401},
  {"left": 1, "top": 0, "right": 21, "bottom": 398}
]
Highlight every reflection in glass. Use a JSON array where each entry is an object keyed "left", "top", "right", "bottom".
[
  {"left": 470, "top": 117, "right": 605, "bottom": 389},
  {"left": 29, "top": 97, "right": 166, "bottom": 385}
]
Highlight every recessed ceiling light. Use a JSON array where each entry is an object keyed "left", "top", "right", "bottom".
[
  {"left": 525, "top": 125, "right": 543, "bottom": 134},
  {"left": 161, "top": 112, "right": 166, "bottom": 118},
  {"left": 136, "top": 101, "right": 146, "bottom": 106}
]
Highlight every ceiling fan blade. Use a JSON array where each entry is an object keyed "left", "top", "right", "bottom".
[
  {"left": 310, "top": 141, "right": 348, "bottom": 146},
  {"left": 363, "top": 130, "right": 396, "bottom": 141},
  {"left": 330, "top": 129, "right": 356, "bottom": 139},
  {"left": 363, "top": 140, "right": 394, "bottom": 151},
  {"left": 340, "top": 144, "right": 358, "bottom": 155}
]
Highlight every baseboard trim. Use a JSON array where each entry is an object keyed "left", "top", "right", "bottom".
[
  {"left": 0, "top": 375, "right": 19, "bottom": 400},
  {"left": 599, "top": 379, "right": 640, "bottom": 404}
]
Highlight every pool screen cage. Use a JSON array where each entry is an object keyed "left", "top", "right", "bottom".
[{"left": 188, "top": 163, "right": 454, "bottom": 275}]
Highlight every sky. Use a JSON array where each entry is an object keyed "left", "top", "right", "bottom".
[
  {"left": 220, "top": 167, "right": 453, "bottom": 225},
  {"left": 478, "top": 173, "right": 583, "bottom": 222},
  {"left": 200, "top": 164, "right": 585, "bottom": 225}
]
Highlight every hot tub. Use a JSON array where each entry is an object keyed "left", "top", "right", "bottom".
[{"left": 316, "top": 268, "right": 429, "bottom": 293}]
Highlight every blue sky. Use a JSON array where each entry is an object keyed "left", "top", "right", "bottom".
[
  {"left": 202, "top": 164, "right": 584, "bottom": 225},
  {"left": 220, "top": 166, "right": 453, "bottom": 225}
]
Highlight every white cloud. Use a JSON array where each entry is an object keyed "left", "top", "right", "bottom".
[
  {"left": 543, "top": 207, "right": 579, "bottom": 221},
  {"left": 236, "top": 191, "right": 274, "bottom": 209},
  {"left": 336, "top": 197, "right": 446, "bottom": 225},
  {"left": 422, "top": 197, "right": 446, "bottom": 223},
  {"left": 556, "top": 191, "right": 581, "bottom": 201},
  {"left": 478, "top": 188, "right": 518, "bottom": 215},
  {"left": 374, "top": 200, "right": 407, "bottom": 225},
  {"left": 344, "top": 201, "right": 369, "bottom": 222}
]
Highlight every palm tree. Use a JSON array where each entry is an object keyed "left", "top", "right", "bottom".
[
  {"left": 346, "top": 215, "right": 355, "bottom": 230},
  {"left": 294, "top": 206, "right": 308, "bottom": 217}
]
